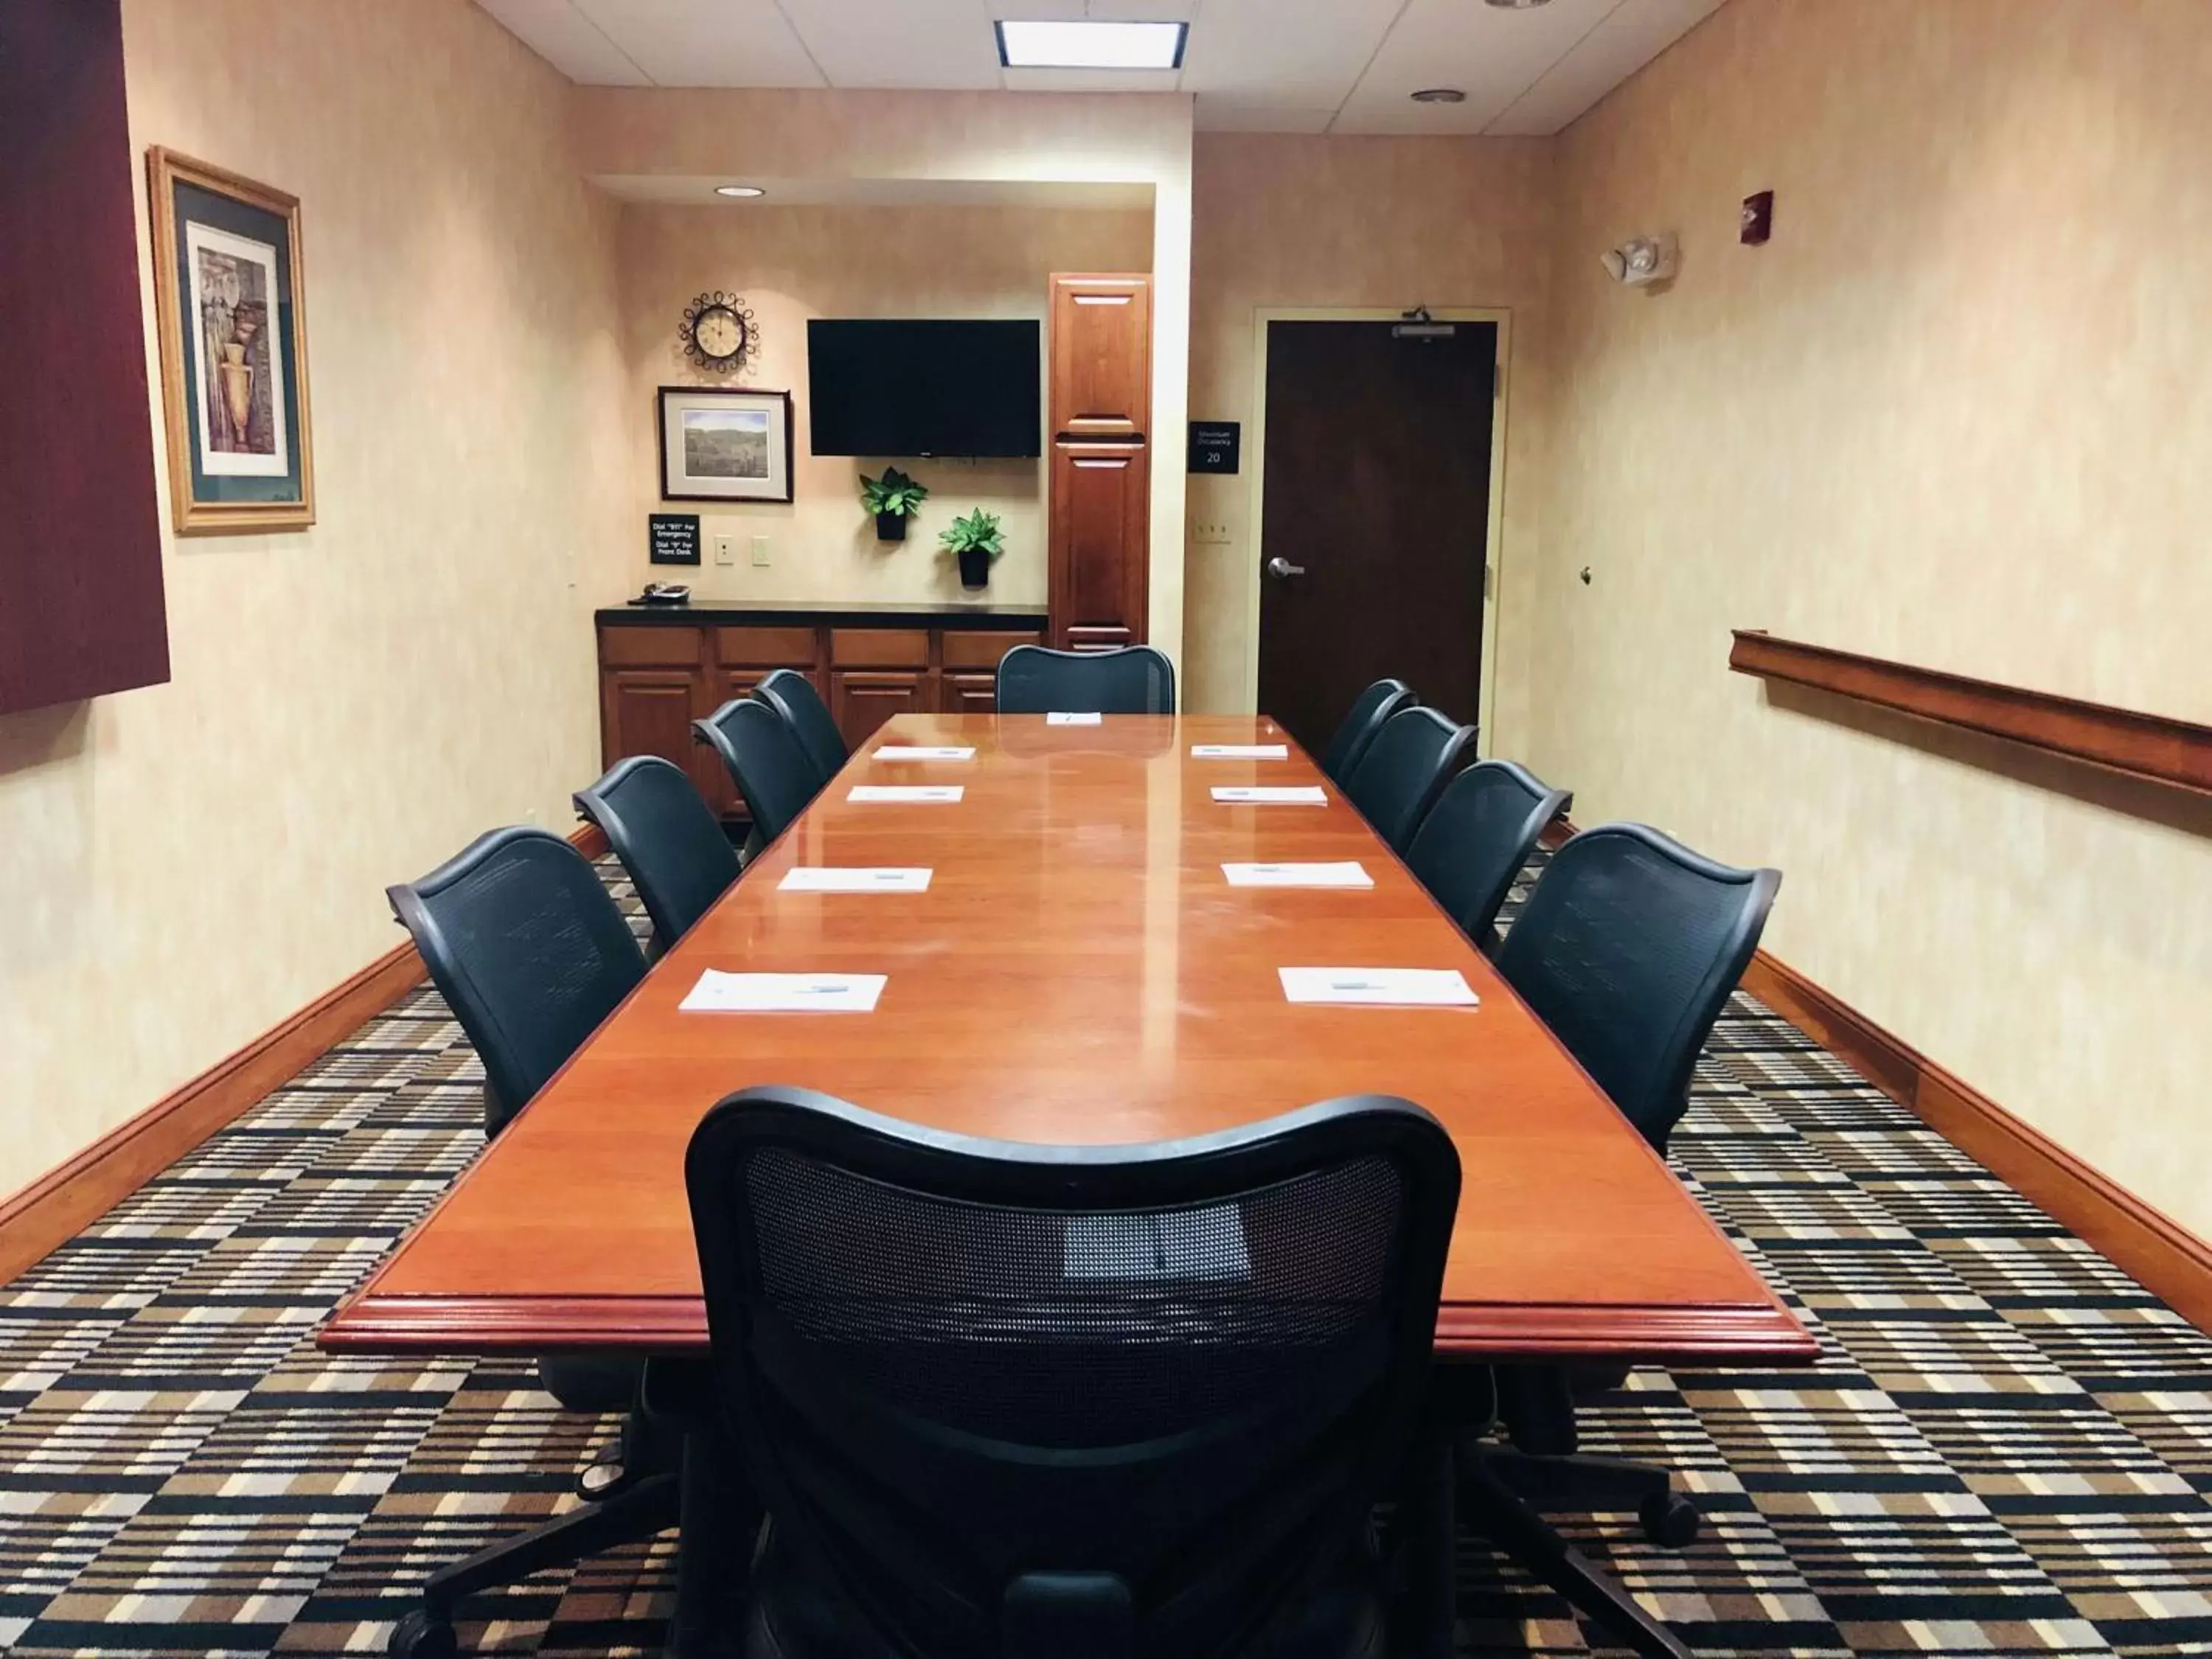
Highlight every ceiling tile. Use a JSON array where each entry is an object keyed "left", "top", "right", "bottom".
[
  {"left": 571, "top": 0, "right": 826, "bottom": 86},
  {"left": 1178, "top": 0, "right": 1399, "bottom": 105},
  {"left": 475, "top": 0, "right": 650, "bottom": 83},
  {"left": 1000, "top": 66, "right": 1186, "bottom": 94},
  {"left": 1485, "top": 0, "right": 1725, "bottom": 134},
  {"left": 778, "top": 0, "right": 1002, "bottom": 89},
  {"left": 1331, "top": 0, "right": 1620, "bottom": 134}
]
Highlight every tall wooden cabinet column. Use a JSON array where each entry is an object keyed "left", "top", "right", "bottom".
[{"left": 1046, "top": 274, "right": 1151, "bottom": 652}]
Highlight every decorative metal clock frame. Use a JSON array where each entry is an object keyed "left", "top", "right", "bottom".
[{"left": 679, "top": 291, "right": 758, "bottom": 375}]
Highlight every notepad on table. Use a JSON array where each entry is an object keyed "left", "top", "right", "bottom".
[
  {"left": 1211, "top": 785, "right": 1326, "bottom": 805},
  {"left": 1278, "top": 967, "right": 1479, "bottom": 1008},
  {"left": 679, "top": 971, "right": 887, "bottom": 1013},
  {"left": 872, "top": 745, "right": 974, "bottom": 761},
  {"left": 1046, "top": 711, "right": 1103, "bottom": 726},
  {"left": 779, "top": 868, "right": 933, "bottom": 893},
  {"left": 847, "top": 785, "right": 964, "bottom": 803},
  {"left": 1191, "top": 743, "right": 1289, "bottom": 759},
  {"left": 1222, "top": 861, "right": 1372, "bottom": 889}
]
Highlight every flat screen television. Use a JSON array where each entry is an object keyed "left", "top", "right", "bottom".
[{"left": 806, "top": 319, "right": 1042, "bottom": 458}]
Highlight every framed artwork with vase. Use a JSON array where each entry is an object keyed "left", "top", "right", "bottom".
[{"left": 147, "top": 147, "right": 314, "bottom": 535}]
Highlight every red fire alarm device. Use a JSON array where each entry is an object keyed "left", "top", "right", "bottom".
[{"left": 1741, "top": 189, "right": 1774, "bottom": 246}]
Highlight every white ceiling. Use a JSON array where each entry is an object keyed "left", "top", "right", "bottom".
[{"left": 476, "top": 0, "right": 1726, "bottom": 136}]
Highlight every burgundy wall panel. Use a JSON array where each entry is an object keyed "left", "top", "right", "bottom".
[{"left": 0, "top": 0, "right": 170, "bottom": 715}]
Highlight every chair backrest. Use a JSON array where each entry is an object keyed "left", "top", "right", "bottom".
[
  {"left": 686, "top": 1088, "right": 1459, "bottom": 1659},
  {"left": 694, "top": 698, "right": 818, "bottom": 847},
  {"left": 1402, "top": 759, "right": 1572, "bottom": 954},
  {"left": 1495, "top": 822, "right": 1780, "bottom": 1152},
  {"left": 1318, "top": 678, "right": 1416, "bottom": 787},
  {"left": 387, "top": 826, "right": 645, "bottom": 1135},
  {"left": 754, "top": 667, "right": 847, "bottom": 787},
  {"left": 996, "top": 644, "right": 1177, "bottom": 715},
  {"left": 573, "top": 755, "right": 738, "bottom": 956},
  {"left": 1341, "top": 706, "right": 1475, "bottom": 852}
]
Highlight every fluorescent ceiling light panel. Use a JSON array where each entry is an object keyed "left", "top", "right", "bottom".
[{"left": 994, "top": 20, "right": 1189, "bottom": 70}]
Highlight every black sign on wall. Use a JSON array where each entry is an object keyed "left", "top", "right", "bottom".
[
  {"left": 1187, "top": 420, "right": 1241, "bottom": 475},
  {"left": 649, "top": 512, "right": 701, "bottom": 565}
]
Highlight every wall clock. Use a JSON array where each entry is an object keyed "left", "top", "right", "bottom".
[{"left": 679, "top": 291, "right": 757, "bottom": 375}]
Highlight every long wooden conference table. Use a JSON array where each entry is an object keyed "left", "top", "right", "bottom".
[{"left": 324, "top": 713, "right": 1809, "bottom": 1368}]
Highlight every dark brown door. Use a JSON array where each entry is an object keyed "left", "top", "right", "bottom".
[{"left": 1256, "top": 320, "right": 1496, "bottom": 754}]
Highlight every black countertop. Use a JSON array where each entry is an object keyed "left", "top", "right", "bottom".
[{"left": 599, "top": 599, "right": 1047, "bottom": 629}]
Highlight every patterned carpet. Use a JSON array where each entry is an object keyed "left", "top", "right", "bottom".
[{"left": 4, "top": 857, "right": 2211, "bottom": 1658}]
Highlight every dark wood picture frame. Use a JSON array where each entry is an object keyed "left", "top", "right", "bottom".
[{"left": 656, "top": 386, "right": 795, "bottom": 504}]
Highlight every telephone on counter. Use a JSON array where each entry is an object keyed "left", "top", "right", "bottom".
[{"left": 633, "top": 582, "right": 692, "bottom": 606}]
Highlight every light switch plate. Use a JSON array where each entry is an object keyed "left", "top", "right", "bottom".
[
  {"left": 750, "top": 535, "right": 771, "bottom": 567},
  {"left": 1192, "top": 519, "right": 1232, "bottom": 546}
]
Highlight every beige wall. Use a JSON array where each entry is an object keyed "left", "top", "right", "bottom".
[
  {"left": 0, "top": 0, "right": 626, "bottom": 1197},
  {"left": 613, "top": 203, "right": 1152, "bottom": 608},
  {"left": 1529, "top": 0, "right": 2212, "bottom": 1232},
  {"left": 1183, "top": 134, "right": 1554, "bottom": 741}
]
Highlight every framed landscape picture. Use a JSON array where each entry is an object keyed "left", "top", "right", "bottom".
[
  {"left": 147, "top": 148, "right": 314, "bottom": 535},
  {"left": 658, "top": 386, "right": 793, "bottom": 503}
]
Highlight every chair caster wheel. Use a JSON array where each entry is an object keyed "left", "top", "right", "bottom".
[
  {"left": 1639, "top": 1491, "right": 1700, "bottom": 1549},
  {"left": 389, "top": 1608, "right": 458, "bottom": 1659},
  {"left": 577, "top": 1458, "right": 627, "bottom": 1500}
]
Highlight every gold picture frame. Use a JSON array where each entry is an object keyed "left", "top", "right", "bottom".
[{"left": 147, "top": 147, "right": 316, "bottom": 535}]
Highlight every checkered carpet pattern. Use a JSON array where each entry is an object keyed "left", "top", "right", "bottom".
[{"left": 4, "top": 857, "right": 2210, "bottom": 1657}]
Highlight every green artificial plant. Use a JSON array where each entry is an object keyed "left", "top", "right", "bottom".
[{"left": 858, "top": 466, "right": 930, "bottom": 520}]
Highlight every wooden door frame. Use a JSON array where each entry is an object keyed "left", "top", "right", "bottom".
[{"left": 1244, "top": 307, "right": 1512, "bottom": 751}]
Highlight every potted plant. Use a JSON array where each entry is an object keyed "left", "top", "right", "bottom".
[
  {"left": 939, "top": 508, "right": 1005, "bottom": 591},
  {"left": 859, "top": 466, "right": 928, "bottom": 541}
]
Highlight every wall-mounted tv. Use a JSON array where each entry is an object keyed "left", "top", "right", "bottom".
[{"left": 807, "top": 319, "right": 1041, "bottom": 458}]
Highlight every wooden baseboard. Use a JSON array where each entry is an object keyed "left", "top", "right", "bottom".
[
  {"left": 0, "top": 821, "right": 613, "bottom": 1287},
  {"left": 1539, "top": 812, "right": 2212, "bottom": 1330}
]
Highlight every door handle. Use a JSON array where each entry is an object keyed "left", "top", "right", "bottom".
[{"left": 1266, "top": 557, "right": 1307, "bottom": 580}]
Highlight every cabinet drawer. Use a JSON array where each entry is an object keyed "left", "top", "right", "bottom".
[
  {"left": 599, "top": 624, "right": 703, "bottom": 668},
  {"left": 830, "top": 628, "right": 928, "bottom": 667},
  {"left": 714, "top": 626, "right": 818, "bottom": 667},
  {"left": 1066, "top": 625, "right": 1134, "bottom": 653},
  {"left": 942, "top": 629, "right": 1042, "bottom": 670}
]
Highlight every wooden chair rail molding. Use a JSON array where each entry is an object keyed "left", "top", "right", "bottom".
[
  {"left": 1728, "top": 630, "right": 2212, "bottom": 798},
  {"left": 1536, "top": 816, "right": 2212, "bottom": 1334},
  {"left": 0, "top": 823, "right": 610, "bottom": 1287}
]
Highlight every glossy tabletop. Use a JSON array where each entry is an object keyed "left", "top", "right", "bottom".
[{"left": 323, "top": 716, "right": 1812, "bottom": 1364}]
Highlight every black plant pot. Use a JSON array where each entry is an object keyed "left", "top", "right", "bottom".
[
  {"left": 874, "top": 512, "right": 907, "bottom": 543},
  {"left": 957, "top": 546, "right": 990, "bottom": 589}
]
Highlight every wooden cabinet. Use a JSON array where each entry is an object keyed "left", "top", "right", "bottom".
[
  {"left": 1047, "top": 273, "right": 1150, "bottom": 652},
  {"left": 595, "top": 613, "right": 1041, "bottom": 818}
]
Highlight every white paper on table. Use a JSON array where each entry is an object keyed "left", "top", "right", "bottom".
[
  {"left": 872, "top": 745, "right": 975, "bottom": 761},
  {"left": 1191, "top": 744, "right": 1290, "bottom": 759},
  {"left": 1222, "top": 861, "right": 1373, "bottom": 889},
  {"left": 1045, "top": 711, "right": 1104, "bottom": 726},
  {"left": 1211, "top": 785, "right": 1327, "bottom": 805},
  {"left": 779, "top": 868, "right": 933, "bottom": 893},
  {"left": 680, "top": 971, "right": 887, "bottom": 1013},
  {"left": 1278, "top": 967, "right": 1480, "bottom": 1008},
  {"left": 847, "top": 785, "right": 964, "bottom": 803}
]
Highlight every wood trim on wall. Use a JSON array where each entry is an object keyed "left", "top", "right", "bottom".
[
  {"left": 0, "top": 822, "right": 611, "bottom": 1287},
  {"left": 1729, "top": 629, "right": 2212, "bottom": 797}
]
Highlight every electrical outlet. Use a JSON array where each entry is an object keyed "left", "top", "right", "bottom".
[
  {"left": 750, "top": 535, "right": 771, "bottom": 567},
  {"left": 1192, "top": 519, "right": 1232, "bottom": 546},
  {"left": 712, "top": 534, "right": 735, "bottom": 566}
]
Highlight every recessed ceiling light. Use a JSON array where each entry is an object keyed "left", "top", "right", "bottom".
[
  {"left": 1484, "top": 0, "right": 1554, "bottom": 8},
  {"left": 714, "top": 184, "right": 765, "bottom": 198},
  {"left": 1409, "top": 88, "right": 1466, "bottom": 104},
  {"left": 994, "top": 20, "right": 1189, "bottom": 71}
]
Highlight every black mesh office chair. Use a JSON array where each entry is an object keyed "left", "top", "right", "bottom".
[
  {"left": 694, "top": 697, "right": 820, "bottom": 848},
  {"left": 573, "top": 756, "right": 738, "bottom": 959},
  {"left": 386, "top": 827, "right": 677, "bottom": 1659},
  {"left": 683, "top": 1087, "right": 1461, "bottom": 1659},
  {"left": 1318, "top": 678, "right": 1415, "bottom": 787},
  {"left": 1442, "top": 823, "right": 1781, "bottom": 1659},
  {"left": 754, "top": 667, "right": 847, "bottom": 788},
  {"left": 1341, "top": 706, "right": 1474, "bottom": 852},
  {"left": 995, "top": 643, "right": 1176, "bottom": 714},
  {"left": 1402, "top": 760, "right": 1571, "bottom": 956}
]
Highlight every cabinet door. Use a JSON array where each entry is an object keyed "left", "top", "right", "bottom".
[
  {"left": 831, "top": 669, "right": 927, "bottom": 749},
  {"left": 602, "top": 667, "right": 703, "bottom": 775},
  {"left": 1049, "top": 274, "right": 1150, "bottom": 442},
  {"left": 939, "top": 672, "right": 999, "bottom": 715},
  {"left": 1049, "top": 444, "right": 1149, "bottom": 649}
]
